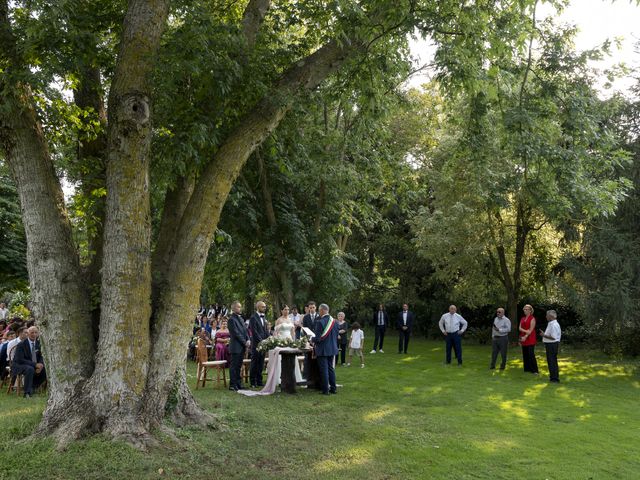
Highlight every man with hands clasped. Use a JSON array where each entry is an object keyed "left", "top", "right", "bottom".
[{"left": 490, "top": 308, "right": 511, "bottom": 370}]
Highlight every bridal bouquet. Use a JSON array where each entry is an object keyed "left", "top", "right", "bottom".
[{"left": 257, "top": 336, "right": 309, "bottom": 353}]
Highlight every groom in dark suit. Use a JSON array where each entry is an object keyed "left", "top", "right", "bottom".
[
  {"left": 397, "top": 303, "right": 415, "bottom": 354},
  {"left": 302, "top": 301, "right": 318, "bottom": 380},
  {"left": 249, "top": 300, "right": 270, "bottom": 387},
  {"left": 228, "top": 301, "right": 250, "bottom": 391},
  {"left": 313, "top": 304, "right": 338, "bottom": 395},
  {"left": 12, "top": 326, "right": 46, "bottom": 398}
]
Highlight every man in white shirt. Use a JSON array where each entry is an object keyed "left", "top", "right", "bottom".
[
  {"left": 539, "top": 310, "right": 562, "bottom": 383},
  {"left": 6, "top": 326, "right": 27, "bottom": 363},
  {"left": 289, "top": 306, "right": 302, "bottom": 339},
  {"left": 490, "top": 308, "right": 511, "bottom": 370},
  {"left": 438, "top": 305, "right": 468, "bottom": 365}
]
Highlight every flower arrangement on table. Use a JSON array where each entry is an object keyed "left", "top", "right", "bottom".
[{"left": 257, "top": 336, "right": 310, "bottom": 353}]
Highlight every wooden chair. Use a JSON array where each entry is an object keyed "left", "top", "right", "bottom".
[
  {"left": 5, "top": 345, "right": 24, "bottom": 395},
  {"left": 195, "top": 339, "right": 227, "bottom": 388},
  {"left": 241, "top": 351, "right": 252, "bottom": 384}
]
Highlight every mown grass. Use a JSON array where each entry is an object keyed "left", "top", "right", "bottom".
[{"left": 1, "top": 338, "right": 638, "bottom": 479}]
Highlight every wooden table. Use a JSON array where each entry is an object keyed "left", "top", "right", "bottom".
[{"left": 279, "top": 348, "right": 311, "bottom": 394}]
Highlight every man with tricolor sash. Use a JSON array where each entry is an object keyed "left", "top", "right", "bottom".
[{"left": 312, "top": 303, "right": 338, "bottom": 395}]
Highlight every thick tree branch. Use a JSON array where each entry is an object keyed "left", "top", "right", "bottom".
[
  {"left": 144, "top": 38, "right": 362, "bottom": 418},
  {"left": 241, "top": 0, "right": 271, "bottom": 50}
]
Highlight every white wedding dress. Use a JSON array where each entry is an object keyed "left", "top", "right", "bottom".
[
  {"left": 237, "top": 318, "right": 304, "bottom": 396},
  {"left": 273, "top": 320, "right": 304, "bottom": 384}
]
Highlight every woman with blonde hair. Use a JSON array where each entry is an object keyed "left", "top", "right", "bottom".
[{"left": 519, "top": 304, "right": 539, "bottom": 374}]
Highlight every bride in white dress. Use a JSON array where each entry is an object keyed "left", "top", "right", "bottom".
[{"left": 273, "top": 305, "right": 304, "bottom": 384}]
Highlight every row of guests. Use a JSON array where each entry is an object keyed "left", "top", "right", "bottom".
[
  {"left": 0, "top": 325, "right": 46, "bottom": 397},
  {"left": 439, "top": 304, "right": 562, "bottom": 383}
]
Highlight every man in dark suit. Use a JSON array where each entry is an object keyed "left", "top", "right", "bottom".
[
  {"left": 371, "top": 303, "right": 389, "bottom": 353},
  {"left": 228, "top": 301, "right": 250, "bottom": 391},
  {"left": 397, "top": 303, "right": 415, "bottom": 354},
  {"left": 249, "top": 300, "right": 270, "bottom": 387},
  {"left": 12, "top": 326, "right": 46, "bottom": 398},
  {"left": 302, "top": 301, "right": 318, "bottom": 333},
  {"left": 302, "top": 301, "right": 318, "bottom": 380},
  {"left": 312, "top": 304, "right": 338, "bottom": 395}
]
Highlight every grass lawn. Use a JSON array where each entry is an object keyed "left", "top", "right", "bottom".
[{"left": 1, "top": 338, "right": 638, "bottom": 480}]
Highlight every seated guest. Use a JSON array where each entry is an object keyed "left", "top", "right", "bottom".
[
  {"left": 6, "top": 326, "right": 27, "bottom": 363},
  {"left": 12, "top": 326, "right": 46, "bottom": 398},
  {"left": 0, "top": 330, "right": 17, "bottom": 381},
  {"left": 214, "top": 317, "right": 231, "bottom": 365}
]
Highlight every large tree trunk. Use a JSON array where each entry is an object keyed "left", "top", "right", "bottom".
[
  {"left": 87, "top": 0, "right": 170, "bottom": 440},
  {"left": 1, "top": 2, "right": 96, "bottom": 444}
]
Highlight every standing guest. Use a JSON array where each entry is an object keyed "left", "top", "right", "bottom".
[
  {"left": 12, "top": 326, "right": 46, "bottom": 398},
  {"left": 370, "top": 303, "right": 389, "bottom": 354},
  {"left": 347, "top": 322, "right": 365, "bottom": 368},
  {"left": 539, "top": 310, "right": 562, "bottom": 383},
  {"left": 214, "top": 317, "right": 231, "bottom": 365},
  {"left": 490, "top": 307, "right": 511, "bottom": 370},
  {"left": 0, "top": 303, "right": 8, "bottom": 321},
  {"left": 313, "top": 304, "right": 338, "bottom": 395},
  {"left": 335, "top": 312, "right": 349, "bottom": 366},
  {"left": 228, "top": 301, "right": 250, "bottom": 391},
  {"left": 249, "top": 301, "right": 270, "bottom": 387},
  {"left": 396, "top": 303, "right": 415, "bottom": 354},
  {"left": 438, "top": 305, "right": 468, "bottom": 366},
  {"left": 519, "top": 304, "right": 539, "bottom": 374},
  {"left": 289, "top": 306, "right": 303, "bottom": 339}
]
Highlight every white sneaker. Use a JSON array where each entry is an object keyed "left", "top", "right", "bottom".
[
  {"left": 369, "top": 350, "right": 376, "bottom": 354},
  {"left": 361, "top": 364, "right": 365, "bottom": 368},
  {"left": 379, "top": 349, "right": 384, "bottom": 353},
  {"left": 346, "top": 363, "right": 351, "bottom": 367}
]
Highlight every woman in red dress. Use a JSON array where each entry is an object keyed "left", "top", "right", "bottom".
[{"left": 519, "top": 304, "right": 538, "bottom": 373}]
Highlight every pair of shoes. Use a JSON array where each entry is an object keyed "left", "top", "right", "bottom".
[
  {"left": 346, "top": 363, "right": 351, "bottom": 367},
  {"left": 250, "top": 384, "right": 258, "bottom": 388},
  {"left": 23, "top": 393, "right": 32, "bottom": 399},
  {"left": 457, "top": 363, "right": 463, "bottom": 367},
  {"left": 379, "top": 349, "right": 384, "bottom": 353},
  {"left": 550, "top": 379, "right": 560, "bottom": 383},
  {"left": 361, "top": 364, "right": 365, "bottom": 368},
  {"left": 489, "top": 366, "right": 495, "bottom": 370},
  {"left": 229, "top": 386, "right": 238, "bottom": 391},
  {"left": 329, "top": 390, "right": 337, "bottom": 394},
  {"left": 369, "top": 350, "right": 376, "bottom": 354}
]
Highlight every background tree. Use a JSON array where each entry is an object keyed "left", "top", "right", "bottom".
[{"left": 411, "top": 19, "right": 631, "bottom": 324}]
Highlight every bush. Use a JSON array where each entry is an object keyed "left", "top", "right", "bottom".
[{"left": 465, "top": 326, "right": 492, "bottom": 345}]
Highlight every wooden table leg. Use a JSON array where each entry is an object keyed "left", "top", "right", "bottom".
[{"left": 280, "top": 353, "right": 297, "bottom": 394}]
